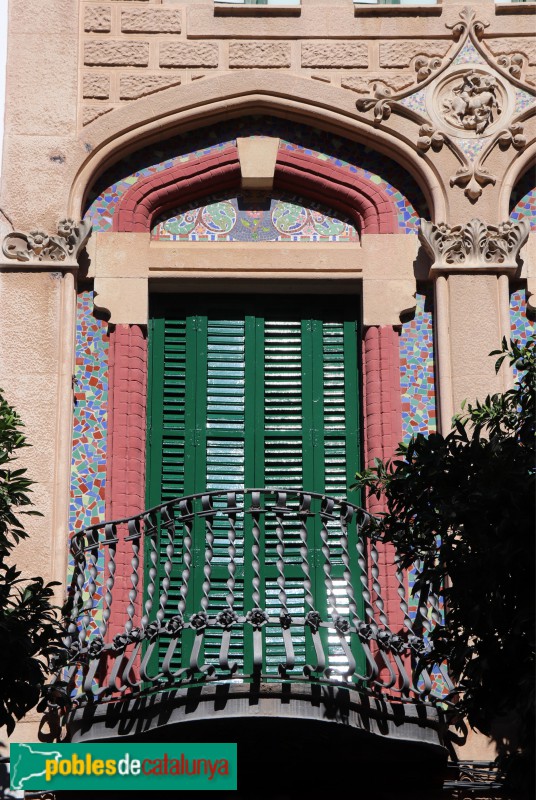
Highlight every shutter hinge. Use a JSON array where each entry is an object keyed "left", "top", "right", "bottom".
[
  {"left": 310, "top": 429, "right": 318, "bottom": 448},
  {"left": 193, "top": 428, "right": 202, "bottom": 447}
]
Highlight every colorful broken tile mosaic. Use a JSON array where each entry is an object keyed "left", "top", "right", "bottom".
[
  {"left": 152, "top": 193, "right": 359, "bottom": 242},
  {"left": 510, "top": 184, "right": 536, "bottom": 231},
  {"left": 85, "top": 116, "right": 426, "bottom": 235},
  {"left": 400, "top": 290, "right": 446, "bottom": 697},
  {"left": 511, "top": 289, "right": 535, "bottom": 381},
  {"left": 398, "top": 89, "right": 427, "bottom": 117},
  {"left": 452, "top": 40, "right": 487, "bottom": 66},
  {"left": 511, "top": 289, "right": 535, "bottom": 345},
  {"left": 514, "top": 88, "right": 536, "bottom": 115},
  {"left": 68, "top": 289, "right": 109, "bottom": 637},
  {"left": 408, "top": 576, "right": 448, "bottom": 699},
  {"left": 457, "top": 137, "right": 488, "bottom": 162},
  {"left": 400, "top": 290, "right": 437, "bottom": 443}
]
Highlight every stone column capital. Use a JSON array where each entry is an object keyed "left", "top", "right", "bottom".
[
  {"left": 419, "top": 217, "right": 530, "bottom": 275},
  {"left": 1, "top": 219, "right": 92, "bottom": 269}
]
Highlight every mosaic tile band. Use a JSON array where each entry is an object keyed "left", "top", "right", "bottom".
[
  {"left": 510, "top": 185, "right": 536, "bottom": 231},
  {"left": 69, "top": 290, "right": 109, "bottom": 535},
  {"left": 400, "top": 290, "right": 437, "bottom": 443},
  {"left": 68, "top": 289, "right": 109, "bottom": 636},
  {"left": 399, "top": 291, "right": 445, "bottom": 698},
  {"left": 510, "top": 289, "right": 534, "bottom": 345},
  {"left": 398, "top": 89, "right": 427, "bottom": 117},
  {"left": 85, "top": 116, "right": 425, "bottom": 235},
  {"left": 453, "top": 41, "right": 487, "bottom": 67}
]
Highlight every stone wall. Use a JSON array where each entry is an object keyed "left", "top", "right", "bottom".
[{"left": 78, "top": 0, "right": 457, "bottom": 126}]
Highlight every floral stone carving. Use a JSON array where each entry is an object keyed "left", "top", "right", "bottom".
[
  {"left": 1, "top": 219, "right": 92, "bottom": 266},
  {"left": 442, "top": 71, "right": 501, "bottom": 135},
  {"left": 419, "top": 218, "right": 530, "bottom": 272}
]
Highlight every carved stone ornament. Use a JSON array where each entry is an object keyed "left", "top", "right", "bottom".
[
  {"left": 355, "top": 84, "right": 393, "bottom": 123},
  {"left": 449, "top": 163, "right": 496, "bottom": 202},
  {"left": 441, "top": 70, "right": 501, "bottom": 135},
  {"left": 417, "top": 125, "right": 445, "bottom": 153},
  {"left": 497, "top": 123, "right": 527, "bottom": 151},
  {"left": 1, "top": 218, "right": 91, "bottom": 266},
  {"left": 414, "top": 56, "right": 443, "bottom": 83},
  {"left": 419, "top": 218, "right": 530, "bottom": 273},
  {"left": 497, "top": 54, "right": 524, "bottom": 81}
]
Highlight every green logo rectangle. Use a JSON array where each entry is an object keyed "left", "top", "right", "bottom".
[{"left": 11, "top": 743, "right": 237, "bottom": 791}]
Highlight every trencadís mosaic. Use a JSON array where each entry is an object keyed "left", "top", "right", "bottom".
[
  {"left": 68, "top": 289, "right": 108, "bottom": 634},
  {"left": 400, "top": 290, "right": 437, "bottom": 443},
  {"left": 510, "top": 184, "right": 536, "bottom": 231}
]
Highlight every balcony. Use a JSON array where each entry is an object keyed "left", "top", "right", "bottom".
[{"left": 49, "top": 489, "right": 453, "bottom": 794}]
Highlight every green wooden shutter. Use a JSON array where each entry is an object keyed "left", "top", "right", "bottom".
[{"left": 147, "top": 296, "right": 362, "bottom": 675}]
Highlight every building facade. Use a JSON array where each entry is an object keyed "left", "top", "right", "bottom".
[{"left": 0, "top": 0, "right": 534, "bottom": 793}]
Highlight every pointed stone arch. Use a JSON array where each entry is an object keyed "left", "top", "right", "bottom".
[{"left": 69, "top": 73, "right": 444, "bottom": 222}]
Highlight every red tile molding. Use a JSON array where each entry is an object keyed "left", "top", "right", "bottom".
[
  {"left": 113, "top": 146, "right": 241, "bottom": 232},
  {"left": 363, "top": 325, "right": 403, "bottom": 486},
  {"left": 106, "top": 323, "right": 148, "bottom": 641},
  {"left": 112, "top": 144, "right": 398, "bottom": 234},
  {"left": 275, "top": 151, "right": 398, "bottom": 235},
  {"left": 362, "top": 325, "right": 405, "bottom": 647}
]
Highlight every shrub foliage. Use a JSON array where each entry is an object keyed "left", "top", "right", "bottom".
[
  {"left": 354, "top": 337, "right": 535, "bottom": 790},
  {"left": 0, "top": 393, "right": 65, "bottom": 734}
]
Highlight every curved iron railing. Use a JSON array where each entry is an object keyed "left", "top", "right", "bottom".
[{"left": 51, "top": 489, "right": 453, "bottom": 709}]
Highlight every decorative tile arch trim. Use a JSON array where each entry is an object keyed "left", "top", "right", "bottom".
[
  {"left": 72, "top": 77, "right": 440, "bottom": 223},
  {"left": 112, "top": 144, "right": 399, "bottom": 235},
  {"left": 274, "top": 150, "right": 398, "bottom": 235},
  {"left": 84, "top": 115, "right": 424, "bottom": 234},
  {"left": 113, "top": 146, "right": 240, "bottom": 232}
]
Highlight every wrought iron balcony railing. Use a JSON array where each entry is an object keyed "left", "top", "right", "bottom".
[{"left": 51, "top": 489, "right": 452, "bottom": 710}]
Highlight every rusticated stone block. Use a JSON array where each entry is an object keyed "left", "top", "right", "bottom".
[
  {"left": 84, "top": 41, "right": 150, "bottom": 67},
  {"left": 229, "top": 42, "right": 290, "bottom": 69},
  {"left": 379, "top": 40, "right": 450, "bottom": 69},
  {"left": 82, "top": 105, "right": 114, "bottom": 127},
  {"left": 159, "top": 43, "right": 218, "bottom": 68},
  {"left": 302, "top": 42, "right": 368, "bottom": 69},
  {"left": 121, "top": 9, "right": 181, "bottom": 34},
  {"left": 487, "top": 38, "right": 536, "bottom": 66},
  {"left": 120, "top": 74, "right": 182, "bottom": 100},
  {"left": 84, "top": 5, "right": 111, "bottom": 33},
  {"left": 83, "top": 74, "right": 111, "bottom": 99}
]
